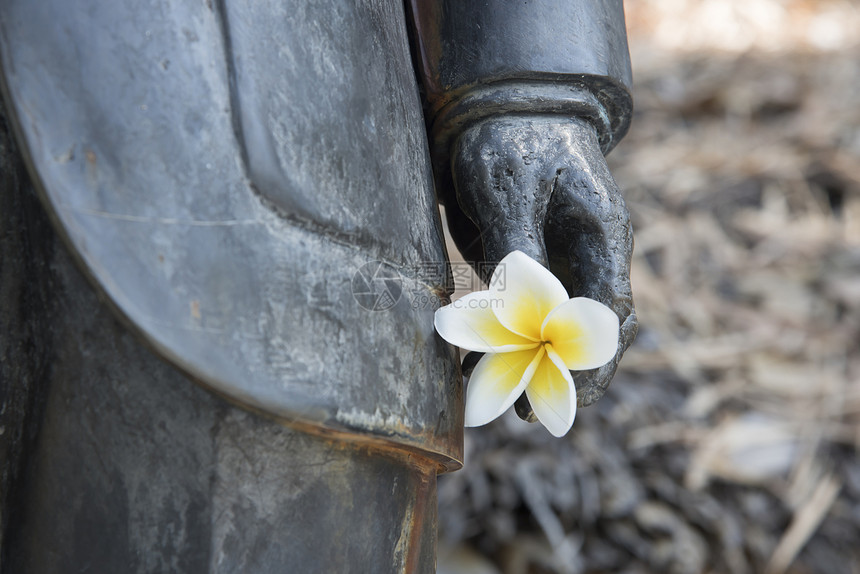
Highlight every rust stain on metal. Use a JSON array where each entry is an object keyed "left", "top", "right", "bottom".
[
  {"left": 403, "top": 463, "right": 434, "bottom": 573},
  {"left": 84, "top": 148, "right": 97, "bottom": 183},
  {"left": 196, "top": 380, "right": 463, "bottom": 473},
  {"left": 190, "top": 300, "right": 201, "bottom": 319}
]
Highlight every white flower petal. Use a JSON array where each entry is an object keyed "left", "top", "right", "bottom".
[
  {"left": 525, "top": 345, "right": 577, "bottom": 437},
  {"left": 490, "top": 250, "right": 569, "bottom": 340},
  {"left": 464, "top": 347, "right": 545, "bottom": 427},
  {"left": 435, "top": 291, "right": 540, "bottom": 353},
  {"left": 540, "top": 297, "right": 619, "bottom": 370}
]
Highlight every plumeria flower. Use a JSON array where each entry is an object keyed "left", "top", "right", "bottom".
[{"left": 434, "top": 250, "right": 619, "bottom": 437}]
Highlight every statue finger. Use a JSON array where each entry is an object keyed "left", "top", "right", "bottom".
[{"left": 544, "top": 137, "right": 637, "bottom": 407}]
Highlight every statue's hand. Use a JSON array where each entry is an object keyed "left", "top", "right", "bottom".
[{"left": 447, "top": 115, "right": 637, "bottom": 414}]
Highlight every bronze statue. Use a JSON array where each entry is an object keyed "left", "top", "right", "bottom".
[{"left": 0, "top": 0, "right": 636, "bottom": 571}]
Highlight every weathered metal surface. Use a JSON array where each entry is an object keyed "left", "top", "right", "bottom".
[
  {"left": 0, "top": 220, "right": 438, "bottom": 573},
  {"left": 0, "top": 109, "right": 55, "bottom": 571},
  {"left": 0, "top": 0, "right": 462, "bottom": 463}
]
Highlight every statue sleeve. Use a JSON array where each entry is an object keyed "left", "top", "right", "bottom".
[{"left": 407, "top": 0, "right": 633, "bottom": 194}]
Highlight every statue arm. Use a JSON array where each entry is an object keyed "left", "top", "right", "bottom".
[{"left": 408, "top": 0, "right": 637, "bottom": 409}]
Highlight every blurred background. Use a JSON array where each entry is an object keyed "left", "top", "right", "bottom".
[{"left": 437, "top": 1, "right": 860, "bottom": 572}]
